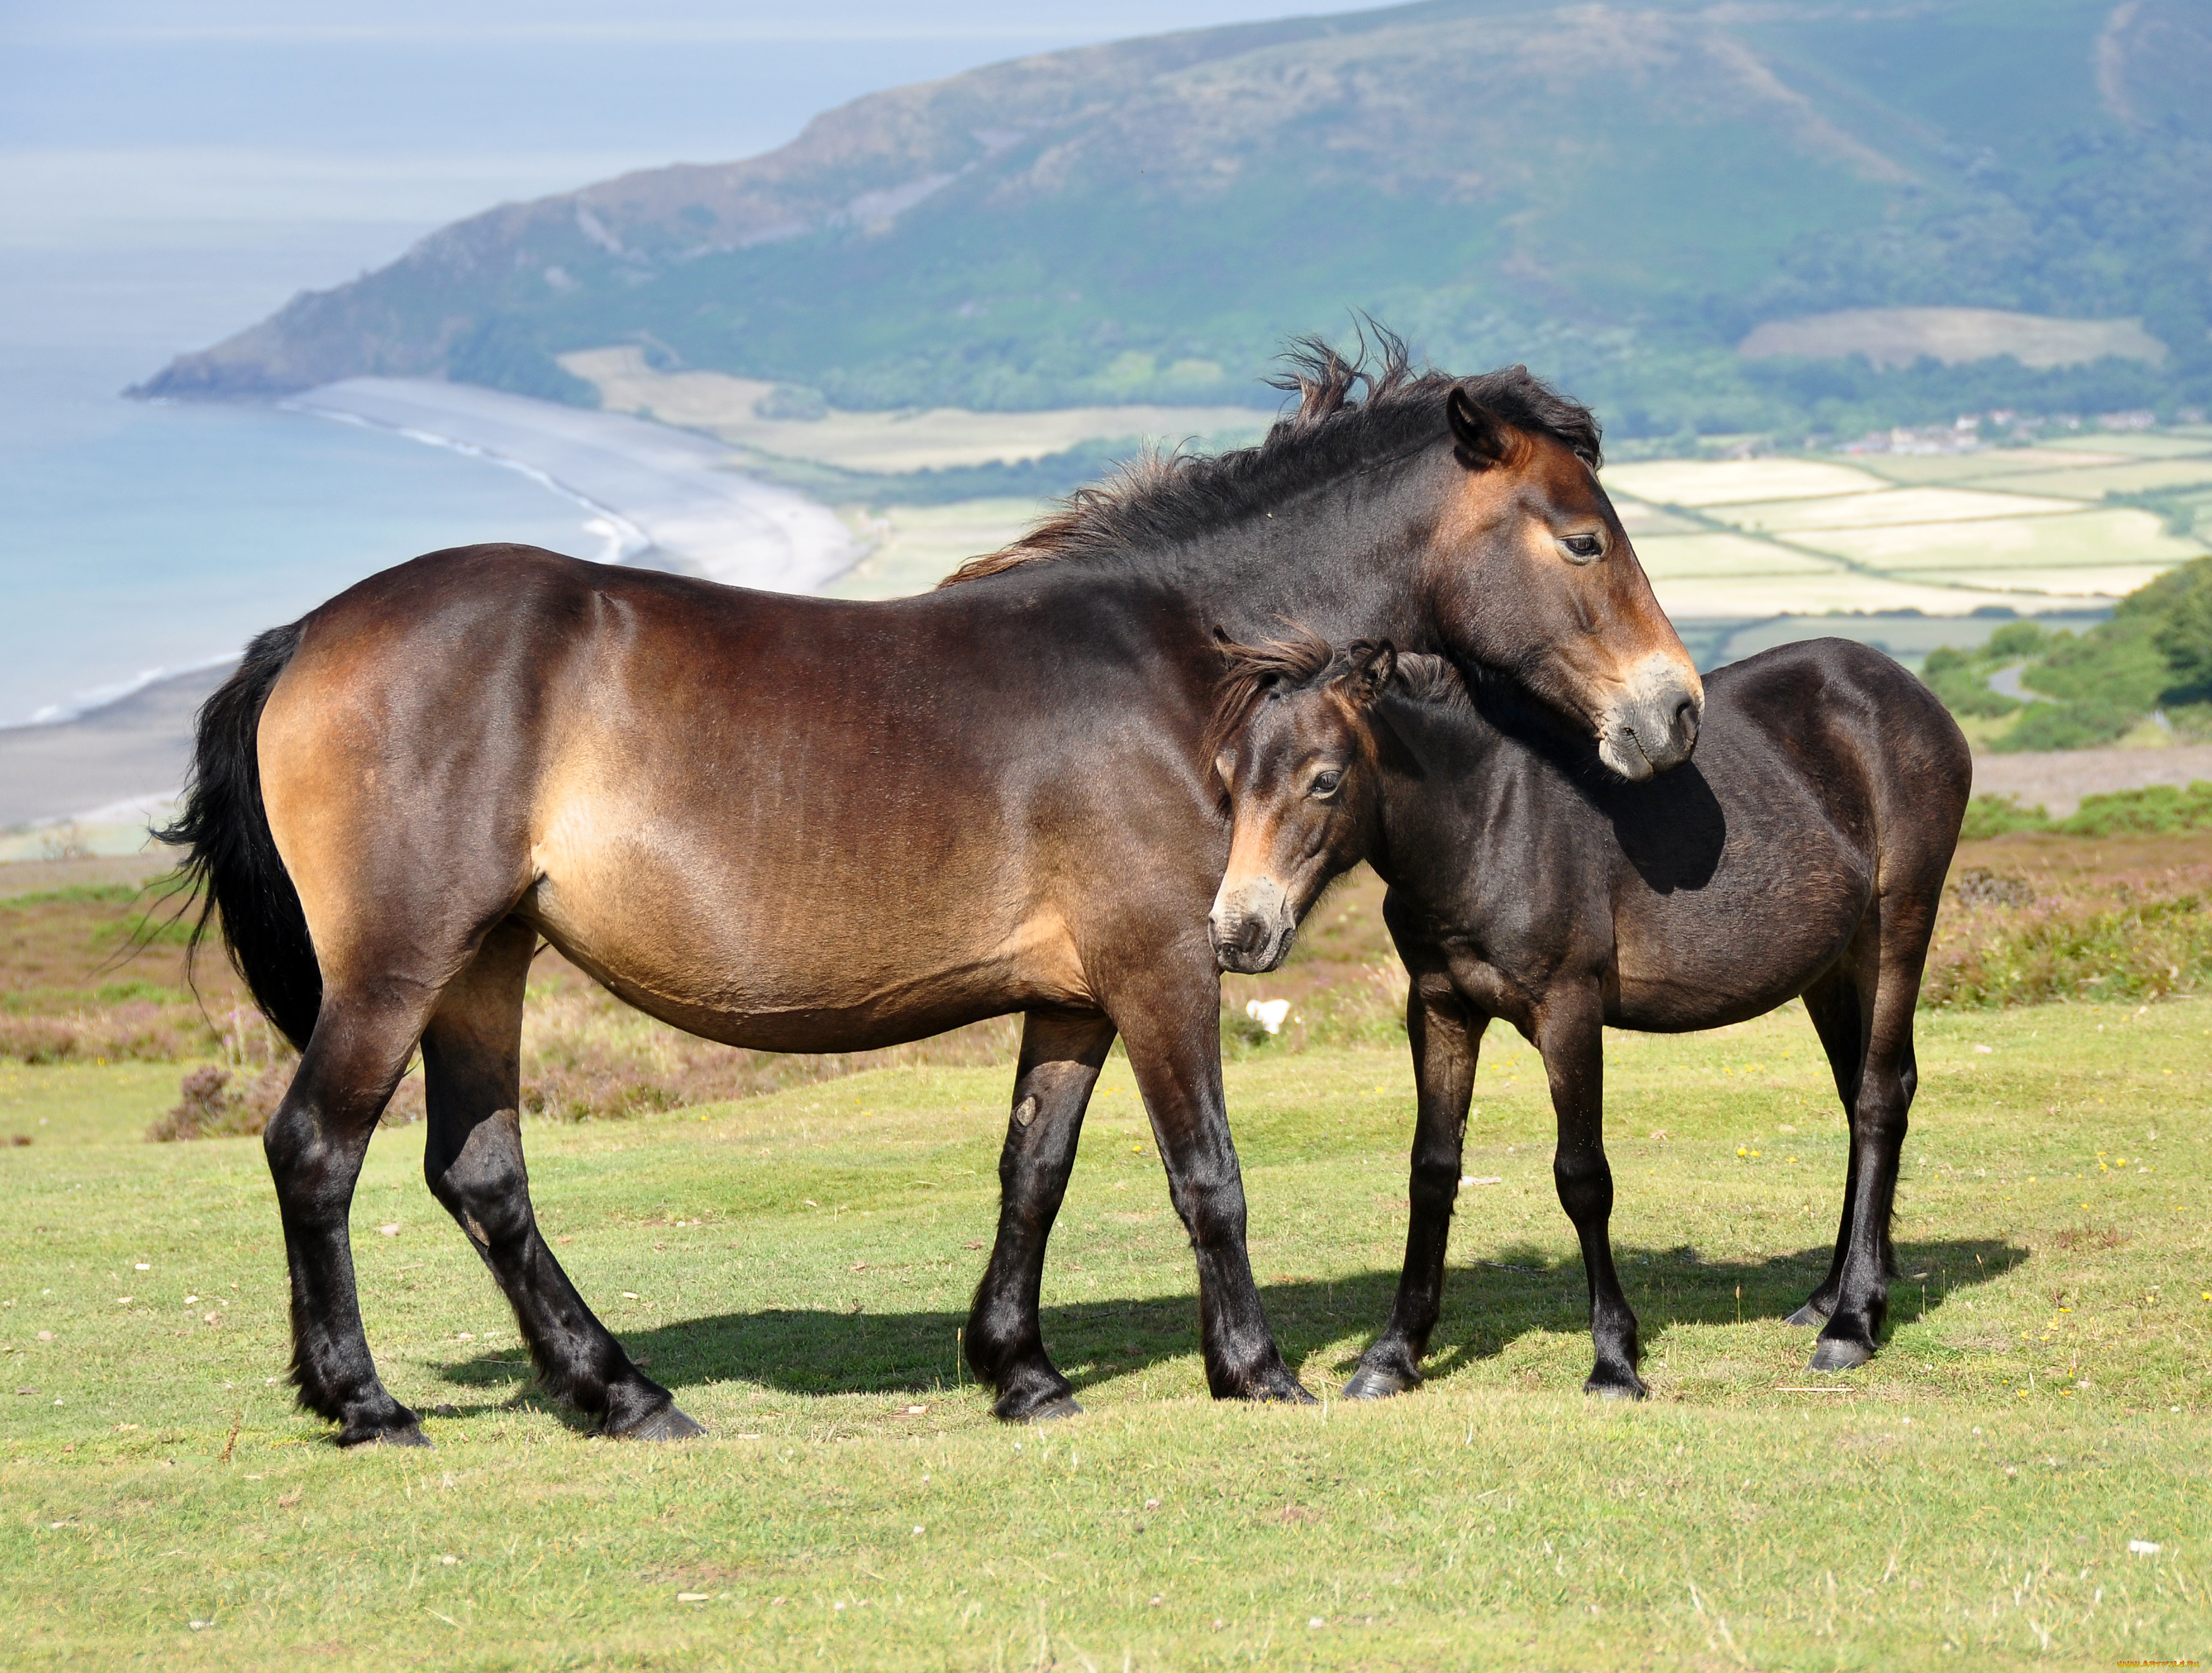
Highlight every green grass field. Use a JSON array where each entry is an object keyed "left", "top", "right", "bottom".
[{"left": 3, "top": 1001, "right": 2206, "bottom": 1669}]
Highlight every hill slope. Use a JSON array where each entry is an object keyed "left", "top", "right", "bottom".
[{"left": 139, "top": 0, "right": 2212, "bottom": 438}]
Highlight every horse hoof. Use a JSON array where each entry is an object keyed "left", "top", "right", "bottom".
[
  {"left": 1784, "top": 1303, "right": 1830, "bottom": 1328},
  {"left": 1019, "top": 1395, "right": 1085, "bottom": 1424},
  {"left": 993, "top": 1381, "right": 1081, "bottom": 1423},
  {"left": 1251, "top": 1372, "right": 1318, "bottom": 1405},
  {"left": 612, "top": 1403, "right": 707, "bottom": 1441},
  {"left": 1342, "top": 1365, "right": 1417, "bottom": 1401},
  {"left": 1808, "top": 1338, "right": 1873, "bottom": 1374},
  {"left": 344, "top": 1422, "right": 431, "bottom": 1449},
  {"left": 1584, "top": 1373, "right": 1647, "bottom": 1402}
]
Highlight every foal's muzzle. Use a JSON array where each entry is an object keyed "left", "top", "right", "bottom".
[
  {"left": 1209, "top": 877, "right": 1298, "bottom": 974},
  {"left": 1597, "top": 653, "right": 1704, "bottom": 781}
]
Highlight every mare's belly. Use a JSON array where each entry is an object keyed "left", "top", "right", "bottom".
[{"left": 521, "top": 801, "right": 1090, "bottom": 1053}]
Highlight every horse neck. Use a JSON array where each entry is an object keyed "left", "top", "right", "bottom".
[
  {"left": 1369, "top": 695, "right": 1503, "bottom": 897},
  {"left": 1146, "top": 449, "right": 1443, "bottom": 648}
]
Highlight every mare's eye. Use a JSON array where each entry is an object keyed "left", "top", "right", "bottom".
[
  {"left": 1310, "top": 769, "right": 1344, "bottom": 799},
  {"left": 1560, "top": 532, "right": 1605, "bottom": 563}
]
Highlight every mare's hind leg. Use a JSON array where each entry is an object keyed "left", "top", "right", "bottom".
[
  {"left": 1345, "top": 979, "right": 1482, "bottom": 1400},
  {"left": 266, "top": 983, "right": 442, "bottom": 1446},
  {"left": 1790, "top": 967, "right": 1867, "bottom": 1327},
  {"left": 1808, "top": 908, "right": 1930, "bottom": 1373},
  {"left": 1537, "top": 987, "right": 1643, "bottom": 1398},
  {"left": 966, "top": 1008, "right": 1117, "bottom": 1422},
  {"left": 419, "top": 920, "right": 701, "bottom": 1440}
]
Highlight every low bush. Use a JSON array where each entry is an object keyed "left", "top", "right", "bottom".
[{"left": 1924, "top": 866, "right": 2212, "bottom": 1008}]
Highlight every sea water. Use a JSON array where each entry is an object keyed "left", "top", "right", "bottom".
[
  {"left": 0, "top": 235, "right": 605, "bottom": 727},
  {"left": 0, "top": 390, "right": 605, "bottom": 726}
]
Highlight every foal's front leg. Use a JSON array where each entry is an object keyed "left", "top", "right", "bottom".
[
  {"left": 966, "top": 1008, "right": 1117, "bottom": 1421},
  {"left": 1345, "top": 978, "right": 1482, "bottom": 1399},
  {"left": 1538, "top": 990, "right": 1644, "bottom": 1398}
]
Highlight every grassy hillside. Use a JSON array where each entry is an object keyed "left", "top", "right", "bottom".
[
  {"left": 3, "top": 1002, "right": 2206, "bottom": 1667},
  {"left": 137, "top": 0, "right": 2212, "bottom": 441}
]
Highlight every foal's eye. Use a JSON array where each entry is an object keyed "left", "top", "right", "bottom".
[
  {"left": 1310, "top": 769, "right": 1344, "bottom": 799},
  {"left": 1559, "top": 532, "right": 1605, "bottom": 563}
]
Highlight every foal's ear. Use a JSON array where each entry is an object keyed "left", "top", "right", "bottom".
[
  {"left": 1214, "top": 747, "right": 1238, "bottom": 790},
  {"left": 1447, "top": 386, "right": 1511, "bottom": 471},
  {"left": 1348, "top": 641, "right": 1396, "bottom": 707}
]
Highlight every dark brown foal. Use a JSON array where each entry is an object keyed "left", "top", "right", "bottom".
[{"left": 1207, "top": 635, "right": 1969, "bottom": 1395}]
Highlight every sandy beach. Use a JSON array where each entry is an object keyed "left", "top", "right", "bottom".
[{"left": 289, "top": 378, "right": 860, "bottom": 593}]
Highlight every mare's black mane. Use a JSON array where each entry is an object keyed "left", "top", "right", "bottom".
[{"left": 941, "top": 328, "right": 1601, "bottom": 586}]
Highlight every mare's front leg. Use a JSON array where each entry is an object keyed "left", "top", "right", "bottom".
[
  {"left": 420, "top": 920, "right": 701, "bottom": 1440},
  {"left": 1114, "top": 965, "right": 1310, "bottom": 1403},
  {"left": 966, "top": 1008, "right": 1118, "bottom": 1421},
  {"left": 1539, "top": 988, "right": 1644, "bottom": 1398},
  {"left": 1345, "top": 976, "right": 1484, "bottom": 1399}
]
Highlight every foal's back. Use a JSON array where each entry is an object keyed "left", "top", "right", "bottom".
[{"left": 1384, "top": 638, "right": 1970, "bottom": 1031}]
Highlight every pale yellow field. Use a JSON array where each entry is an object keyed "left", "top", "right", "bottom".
[
  {"left": 824, "top": 499, "right": 1048, "bottom": 599},
  {"left": 1902, "top": 563, "right": 2180, "bottom": 598},
  {"left": 1600, "top": 457, "right": 1890, "bottom": 506},
  {"left": 1702, "top": 485, "right": 2082, "bottom": 533},
  {"left": 563, "top": 346, "right": 1269, "bottom": 473},
  {"left": 1855, "top": 446, "right": 2133, "bottom": 483},
  {"left": 1630, "top": 532, "right": 1843, "bottom": 577},
  {"left": 1647, "top": 571, "right": 2057, "bottom": 619},
  {"left": 1789, "top": 506, "right": 2201, "bottom": 573}
]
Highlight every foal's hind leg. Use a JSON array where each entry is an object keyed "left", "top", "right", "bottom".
[
  {"left": 1791, "top": 967, "right": 1868, "bottom": 1328},
  {"left": 419, "top": 920, "right": 702, "bottom": 1440},
  {"left": 966, "top": 1009, "right": 1117, "bottom": 1422},
  {"left": 1345, "top": 980, "right": 1482, "bottom": 1400},
  {"left": 1807, "top": 912, "right": 1929, "bottom": 1373}
]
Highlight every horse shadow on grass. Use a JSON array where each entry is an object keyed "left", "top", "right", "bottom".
[{"left": 433, "top": 1236, "right": 2025, "bottom": 1414}]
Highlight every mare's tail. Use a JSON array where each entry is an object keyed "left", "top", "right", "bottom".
[{"left": 154, "top": 621, "right": 323, "bottom": 1050}]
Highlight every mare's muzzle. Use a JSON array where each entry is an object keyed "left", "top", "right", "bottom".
[
  {"left": 1209, "top": 876, "right": 1298, "bottom": 974},
  {"left": 1597, "top": 653, "right": 1704, "bottom": 781}
]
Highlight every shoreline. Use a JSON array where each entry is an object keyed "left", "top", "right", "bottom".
[
  {"left": 287, "top": 378, "right": 861, "bottom": 594},
  {"left": 1, "top": 380, "right": 867, "bottom": 829}
]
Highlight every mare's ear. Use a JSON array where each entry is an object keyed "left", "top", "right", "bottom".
[
  {"left": 1348, "top": 641, "right": 1396, "bottom": 707},
  {"left": 1448, "top": 386, "right": 1511, "bottom": 471}
]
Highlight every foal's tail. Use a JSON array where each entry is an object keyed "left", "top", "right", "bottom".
[{"left": 154, "top": 621, "right": 323, "bottom": 1051}]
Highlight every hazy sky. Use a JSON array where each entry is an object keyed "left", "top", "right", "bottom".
[{"left": 3, "top": 3, "right": 1333, "bottom": 232}]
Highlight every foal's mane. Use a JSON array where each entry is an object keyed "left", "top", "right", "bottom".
[
  {"left": 1203, "top": 635, "right": 1474, "bottom": 787},
  {"left": 939, "top": 328, "right": 1602, "bottom": 587}
]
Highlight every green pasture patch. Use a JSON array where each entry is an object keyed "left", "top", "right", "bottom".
[
  {"left": 1, "top": 1004, "right": 2206, "bottom": 1667},
  {"left": 0, "top": 1059, "right": 188, "bottom": 1145}
]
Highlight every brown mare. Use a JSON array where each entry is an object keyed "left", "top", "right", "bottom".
[
  {"left": 165, "top": 340, "right": 1702, "bottom": 1446},
  {"left": 1205, "top": 635, "right": 1968, "bottom": 1395}
]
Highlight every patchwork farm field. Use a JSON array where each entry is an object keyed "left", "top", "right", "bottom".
[
  {"left": 1601, "top": 429, "right": 2212, "bottom": 625},
  {"left": 3, "top": 986, "right": 2207, "bottom": 1664}
]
